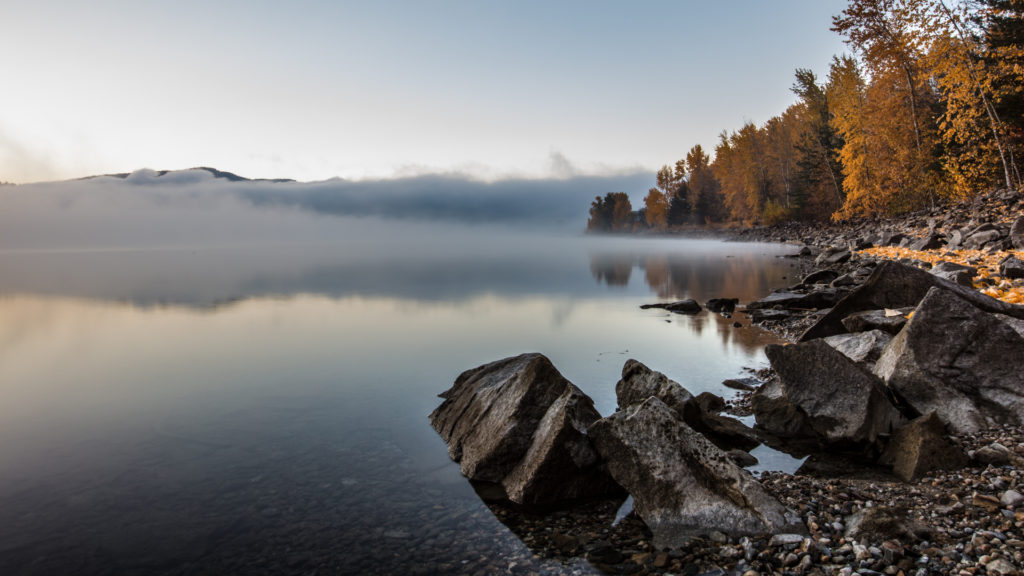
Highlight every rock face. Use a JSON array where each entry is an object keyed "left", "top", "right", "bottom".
[
  {"left": 589, "top": 397, "right": 803, "bottom": 548},
  {"left": 878, "top": 412, "right": 967, "bottom": 482},
  {"left": 756, "top": 340, "right": 904, "bottom": 447},
  {"left": 429, "top": 353, "right": 619, "bottom": 506},
  {"left": 873, "top": 287, "right": 1024, "bottom": 434}
]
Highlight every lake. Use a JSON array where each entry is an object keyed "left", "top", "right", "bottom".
[{"left": 0, "top": 227, "right": 799, "bottom": 575}]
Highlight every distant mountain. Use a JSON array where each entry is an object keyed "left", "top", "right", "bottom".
[{"left": 80, "top": 166, "right": 296, "bottom": 183}]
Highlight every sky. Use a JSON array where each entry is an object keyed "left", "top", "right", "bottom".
[{"left": 0, "top": 1, "right": 849, "bottom": 184}]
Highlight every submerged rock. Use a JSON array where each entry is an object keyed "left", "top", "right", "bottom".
[
  {"left": 873, "top": 287, "right": 1024, "bottom": 434},
  {"left": 756, "top": 340, "right": 904, "bottom": 448},
  {"left": 589, "top": 397, "right": 803, "bottom": 548},
  {"left": 640, "top": 299, "right": 702, "bottom": 314},
  {"left": 429, "top": 353, "right": 620, "bottom": 506}
]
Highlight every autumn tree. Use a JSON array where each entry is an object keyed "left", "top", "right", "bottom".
[
  {"left": 685, "top": 144, "right": 724, "bottom": 223},
  {"left": 643, "top": 187, "right": 670, "bottom": 230},
  {"left": 587, "top": 192, "right": 634, "bottom": 233}
]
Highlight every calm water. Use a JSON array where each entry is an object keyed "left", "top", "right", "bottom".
[{"left": 0, "top": 228, "right": 798, "bottom": 575}]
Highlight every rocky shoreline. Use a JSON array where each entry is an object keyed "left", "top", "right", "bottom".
[{"left": 429, "top": 188, "right": 1024, "bottom": 576}]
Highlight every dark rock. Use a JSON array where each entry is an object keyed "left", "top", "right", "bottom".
[
  {"left": 974, "top": 442, "right": 1013, "bottom": 466},
  {"left": 706, "top": 298, "right": 739, "bottom": 314},
  {"left": 1000, "top": 255, "right": 1024, "bottom": 279},
  {"left": 840, "top": 308, "right": 911, "bottom": 335},
  {"left": 616, "top": 360, "right": 759, "bottom": 451},
  {"left": 844, "top": 507, "right": 935, "bottom": 544},
  {"left": 801, "top": 269, "right": 840, "bottom": 286},
  {"left": 930, "top": 261, "right": 978, "bottom": 287},
  {"left": 823, "top": 329, "right": 892, "bottom": 367},
  {"left": 816, "top": 248, "right": 852, "bottom": 265},
  {"left": 727, "top": 448, "right": 759, "bottom": 467},
  {"left": 909, "top": 232, "right": 944, "bottom": 251},
  {"left": 873, "top": 287, "right": 1024, "bottom": 434},
  {"left": 965, "top": 228, "right": 1003, "bottom": 250},
  {"left": 756, "top": 340, "right": 904, "bottom": 447},
  {"left": 880, "top": 232, "right": 906, "bottom": 246},
  {"left": 746, "top": 289, "right": 840, "bottom": 311},
  {"left": 429, "top": 353, "right": 619, "bottom": 506},
  {"left": 750, "top": 309, "right": 792, "bottom": 323},
  {"left": 830, "top": 273, "right": 860, "bottom": 287},
  {"left": 589, "top": 397, "right": 803, "bottom": 547},
  {"left": 799, "top": 261, "right": 1024, "bottom": 341},
  {"left": 722, "top": 378, "right": 759, "bottom": 392},
  {"left": 616, "top": 359, "right": 693, "bottom": 416},
  {"left": 1011, "top": 216, "right": 1024, "bottom": 250},
  {"left": 878, "top": 412, "right": 967, "bottom": 482},
  {"left": 641, "top": 299, "right": 702, "bottom": 314}
]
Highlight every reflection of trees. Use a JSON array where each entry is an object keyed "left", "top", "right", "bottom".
[
  {"left": 589, "top": 254, "right": 633, "bottom": 287},
  {"left": 590, "top": 249, "right": 792, "bottom": 355}
]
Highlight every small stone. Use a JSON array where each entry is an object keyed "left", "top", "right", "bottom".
[
  {"left": 1002, "top": 490, "right": 1024, "bottom": 509},
  {"left": 770, "top": 533, "right": 806, "bottom": 547}
]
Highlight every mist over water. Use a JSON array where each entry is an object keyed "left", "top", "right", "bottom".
[{"left": 0, "top": 172, "right": 800, "bottom": 574}]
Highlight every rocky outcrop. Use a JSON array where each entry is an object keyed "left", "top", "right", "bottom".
[
  {"left": 878, "top": 412, "right": 967, "bottom": 482},
  {"left": 800, "top": 261, "right": 1024, "bottom": 341},
  {"left": 873, "top": 287, "right": 1024, "bottom": 434},
  {"left": 755, "top": 340, "right": 904, "bottom": 448},
  {"left": 429, "top": 353, "right": 620, "bottom": 506},
  {"left": 616, "top": 360, "right": 759, "bottom": 451},
  {"left": 589, "top": 397, "right": 803, "bottom": 548}
]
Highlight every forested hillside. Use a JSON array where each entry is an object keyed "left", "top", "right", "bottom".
[{"left": 588, "top": 0, "right": 1024, "bottom": 233}]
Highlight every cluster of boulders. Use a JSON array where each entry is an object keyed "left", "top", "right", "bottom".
[
  {"left": 750, "top": 260, "right": 1024, "bottom": 477},
  {"left": 429, "top": 353, "right": 805, "bottom": 550}
]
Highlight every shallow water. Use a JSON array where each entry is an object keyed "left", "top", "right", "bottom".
[{"left": 0, "top": 229, "right": 799, "bottom": 574}]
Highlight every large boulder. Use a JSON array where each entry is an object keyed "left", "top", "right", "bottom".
[
  {"left": 878, "top": 412, "right": 968, "bottom": 482},
  {"left": 756, "top": 340, "right": 904, "bottom": 447},
  {"left": 800, "top": 261, "right": 1024, "bottom": 341},
  {"left": 589, "top": 397, "right": 803, "bottom": 548},
  {"left": 429, "top": 353, "right": 620, "bottom": 506},
  {"left": 616, "top": 360, "right": 759, "bottom": 451},
  {"left": 873, "top": 287, "right": 1024, "bottom": 434}
]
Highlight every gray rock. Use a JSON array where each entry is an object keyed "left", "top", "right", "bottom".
[
  {"left": 975, "top": 442, "right": 1012, "bottom": 465},
  {"left": 1011, "top": 216, "right": 1024, "bottom": 250},
  {"left": 1000, "top": 255, "right": 1024, "bottom": 279},
  {"left": 1001, "top": 489, "right": 1024, "bottom": 508},
  {"left": 946, "top": 229, "right": 965, "bottom": 250},
  {"left": 641, "top": 299, "right": 701, "bottom": 314},
  {"left": 964, "top": 228, "right": 1002, "bottom": 250},
  {"left": 757, "top": 340, "right": 904, "bottom": 446},
  {"left": 985, "top": 558, "right": 1018, "bottom": 576},
  {"left": 930, "top": 261, "right": 978, "bottom": 287},
  {"left": 617, "top": 360, "right": 759, "bottom": 451},
  {"left": 909, "top": 232, "right": 944, "bottom": 251},
  {"left": 722, "top": 377, "right": 759, "bottom": 392},
  {"left": 840, "top": 309, "right": 910, "bottom": 335},
  {"left": 800, "top": 261, "right": 1024, "bottom": 341},
  {"left": 589, "top": 397, "right": 803, "bottom": 547},
  {"left": 750, "top": 309, "right": 792, "bottom": 322},
  {"left": 815, "top": 247, "right": 856, "bottom": 264},
  {"left": 746, "top": 289, "right": 840, "bottom": 311},
  {"left": 429, "top": 353, "right": 619, "bottom": 506},
  {"left": 824, "top": 329, "right": 892, "bottom": 367},
  {"left": 873, "top": 288, "right": 1024, "bottom": 434},
  {"left": 844, "top": 507, "right": 934, "bottom": 544},
  {"left": 878, "top": 412, "right": 967, "bottom": 482},
  {"left": 801, "top": 269, "right": 840, "bottom": 286},
  {"left": 997, "top": 314, "right": 1024, "bottom": 338},
  {"left": 727, "top": 448, "right": 758, "bottom": 467}
]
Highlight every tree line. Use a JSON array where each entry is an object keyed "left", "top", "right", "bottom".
[{"left": 588, "top": 0, "right": 1024, "bottom": 233}]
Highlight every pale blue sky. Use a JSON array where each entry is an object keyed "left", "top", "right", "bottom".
[{"left": 0, "top": 1, "right": 849, "bottom": 183}]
